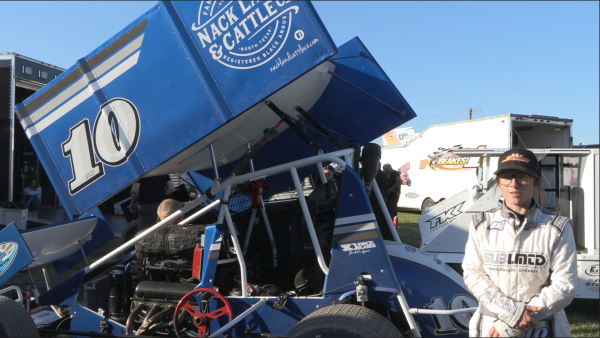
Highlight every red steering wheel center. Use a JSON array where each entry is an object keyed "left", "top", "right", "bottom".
[{"left": 174, "top": 288, "right": 233, "bottom": 338}]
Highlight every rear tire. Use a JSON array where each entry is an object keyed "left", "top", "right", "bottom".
[
  {"left": 286, "top": 304, "right": 402, "bottom": 337},
  {"left": 421, "top": 198, "right": 435, "bottom": 212},
  {"left": 120, "top": 223, "right": 139, "bottom": 253},
  {"left": 0, "top": 295, "right": 40, "bottom": 337}
]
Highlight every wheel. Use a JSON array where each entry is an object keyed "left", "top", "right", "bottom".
[
  {"left": 0, "top": 295, "right": 40, "bottom": 337},
  {"left": 421, "top": 198, "right": 435, "bottom": 212},
  {"left": 120, "top": 223, "right": 139, "bottom": 253},
  {"left": 174, "top": 288, "right": 233, "bottom": 337},
  {"left": 406, "top": 179, "right": 411, "bottom": 187},
  {"left": 286, "top": 304, "right": 402, "bottom": 337}
]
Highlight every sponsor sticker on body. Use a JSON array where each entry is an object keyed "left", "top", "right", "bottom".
[
  {"left": 341, "top": 241, "right": 376, "bottom": 255},
  {"left": 0, "top": 242, "right": 18, "bottom": 276}
]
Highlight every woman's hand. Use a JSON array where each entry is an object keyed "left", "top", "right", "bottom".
[
  {"left": 515, "top": 305, "right": 543, "bottom": 333},
  {"left": 489, "top": 325, "right": 500, "bottom": 337}
]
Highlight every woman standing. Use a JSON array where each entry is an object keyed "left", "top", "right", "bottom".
[
  {"left": 462, "top": 148, "right": 577, "bottom": 337},
  {"left": 21, "top": 178, "right": 42, "bottom": 209}
]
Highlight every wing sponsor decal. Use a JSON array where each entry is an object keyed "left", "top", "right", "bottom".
[
  {"left": 405, "top": 192, "right": 419, "bottom": 199},
  {"left": 191, "top": 1, "right": 312, "bottom": 71},
  {"left": 0, "top": 242, "right": 18, "bottom": 276},
  {"left": 424, "top": 201, "right": 465, "bottom": 232}
]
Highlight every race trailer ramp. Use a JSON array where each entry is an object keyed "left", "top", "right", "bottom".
[{"left": 15, "top": 1, "right": 417, "bottom": 219}]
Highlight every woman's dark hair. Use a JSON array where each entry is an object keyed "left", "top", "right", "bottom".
[{"left": 29, "top": 178, "right": 39, "bottom": 189}]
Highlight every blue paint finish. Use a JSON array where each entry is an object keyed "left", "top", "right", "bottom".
[
  {"left": 325, "top": 168, "right": 401, "bottom": 309},
  {"left": 193, "top": 36, "right": 417, "bottom": 201},
  {"left": 208, "top": 297, "right": 332, "bottom": 337},
  {"left": 390, "top": 256, "right": 473, "bottom": 337},
  {"left": 38, "top": 270, "right": 85, "bottom": 306},
  {"left": 52, "top": 208, "right": 115, "bottom": 275},
  {"left": 16, "top": 1, "right": 336, "bottom": 219},
  {"left": 163, "top": 1, "right": 337, "bottom": 117},
  {"left": 0, "top": 223, "right": 34, "bottom": 286},
  {"left": 70, "top": 305, "right": 128, "bottom": 334},
  {"left": 196, "top": 224, "right": 225, "bottom": 290}
]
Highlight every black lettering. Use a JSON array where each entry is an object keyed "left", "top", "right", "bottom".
[{"left": 535, "top": 255, "right": 546, "bottom": 266}]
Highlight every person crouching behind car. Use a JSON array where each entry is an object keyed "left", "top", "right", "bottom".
[
  {"left": 462, "top": 148, "right": 577, "bottom": 337},
  {"left": 157, "top": 198, "right": 184, "bottom": 225}
]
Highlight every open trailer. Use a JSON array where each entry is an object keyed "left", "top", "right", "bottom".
[
  {"left": 379, "top": 114, "right": 573, "bottom": 211},
  {"left": 0, "top": 1, "right": 563, "bottom": 337}
]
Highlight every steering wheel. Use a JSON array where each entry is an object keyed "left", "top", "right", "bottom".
[{"left": 173, "top": 288, "right": 233, "bottom": 337}]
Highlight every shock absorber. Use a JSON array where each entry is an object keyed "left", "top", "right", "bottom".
[
  {"left": 356, "top": 276, "right": 369, "bottom": 307},
  {"left": 109, "top": 265, "right": 129, "bottom": 323}
]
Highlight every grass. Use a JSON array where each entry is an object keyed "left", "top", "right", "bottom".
[{"left": 394, "top": 208, "right": 600, "bottom": 338}]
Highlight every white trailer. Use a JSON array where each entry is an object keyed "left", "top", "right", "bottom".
[
  {"left": 379, "top": 114, "right": 573, "bottom": 211},
  {"left": 418, "top": 148, "right": 599, "bottom": 300}
]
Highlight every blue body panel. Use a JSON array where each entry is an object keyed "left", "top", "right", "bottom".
[
  {"left": 324, "top": 168, "right": 401, "bottom": 308},
  {"left": 209, "top": 297, "right": 333, "bottom": 337},
  {"left": 15, "top": 1, "right": 337, "bottom": 219},
  {"left": 0, "top": 223, "right": 34, "bottom": 286},
  {"left": 390, "top": 255, "right": 475, "bottom": 337},
  {"left": 193, "top": 36, "right": 417, "bottom": 199},
  {"left": 70, "top": 305, "right": 128, "bottom": 334}
]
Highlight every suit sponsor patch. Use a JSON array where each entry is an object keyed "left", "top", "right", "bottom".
[
  {"left": 487, "top": 221, "right": 506, "bottom": 231},
  {"left": 523, "top": 222, "right": 545, "bottom": 231},
  {"left": 482, "top": 251, "right": 547, "bottom": 267}
]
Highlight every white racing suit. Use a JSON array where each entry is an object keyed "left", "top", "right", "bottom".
[{"left": 462, "top": 202, "right": 577, "bottom": 337}]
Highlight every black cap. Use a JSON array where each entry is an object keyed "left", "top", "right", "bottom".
[{"left": 493, "top": 148, "right": 540, "bottom": 177}]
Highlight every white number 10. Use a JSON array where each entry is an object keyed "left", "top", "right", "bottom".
[{"left": 62, "top": 98, "right": 141, "bottom": 194}]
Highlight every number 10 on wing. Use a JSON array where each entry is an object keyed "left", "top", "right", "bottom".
[{"left": 61, "top": 98, "right": 141, "bottom": 195}]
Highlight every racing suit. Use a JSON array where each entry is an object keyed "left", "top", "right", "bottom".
[{"left": 462, "top": 202, "right": 577, "bottom": 337}]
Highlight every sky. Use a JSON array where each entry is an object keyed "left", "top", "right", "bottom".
[{"left": 1, "top": 1, "right": 598, "bottom": 145}]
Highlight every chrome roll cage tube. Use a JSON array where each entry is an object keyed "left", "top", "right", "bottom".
[
  {"left": 290, "top": 167, "right": 329, "bottom": 274},
  {"left": 215, "top": 150, "right": 353, "bottom": 280},
  {"left": 85, "top": 197, "right": 221, "bottom": 274},
  {"left": 242, "top": 143, "right": 278, "bottom": 267}
]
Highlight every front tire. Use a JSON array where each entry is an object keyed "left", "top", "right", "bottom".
[
  {"left": 286, "top": 304, "right": 402, "bottom": 337},
  {"left": 0, "top": 295, "right": 40, "bottom": 337}
]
